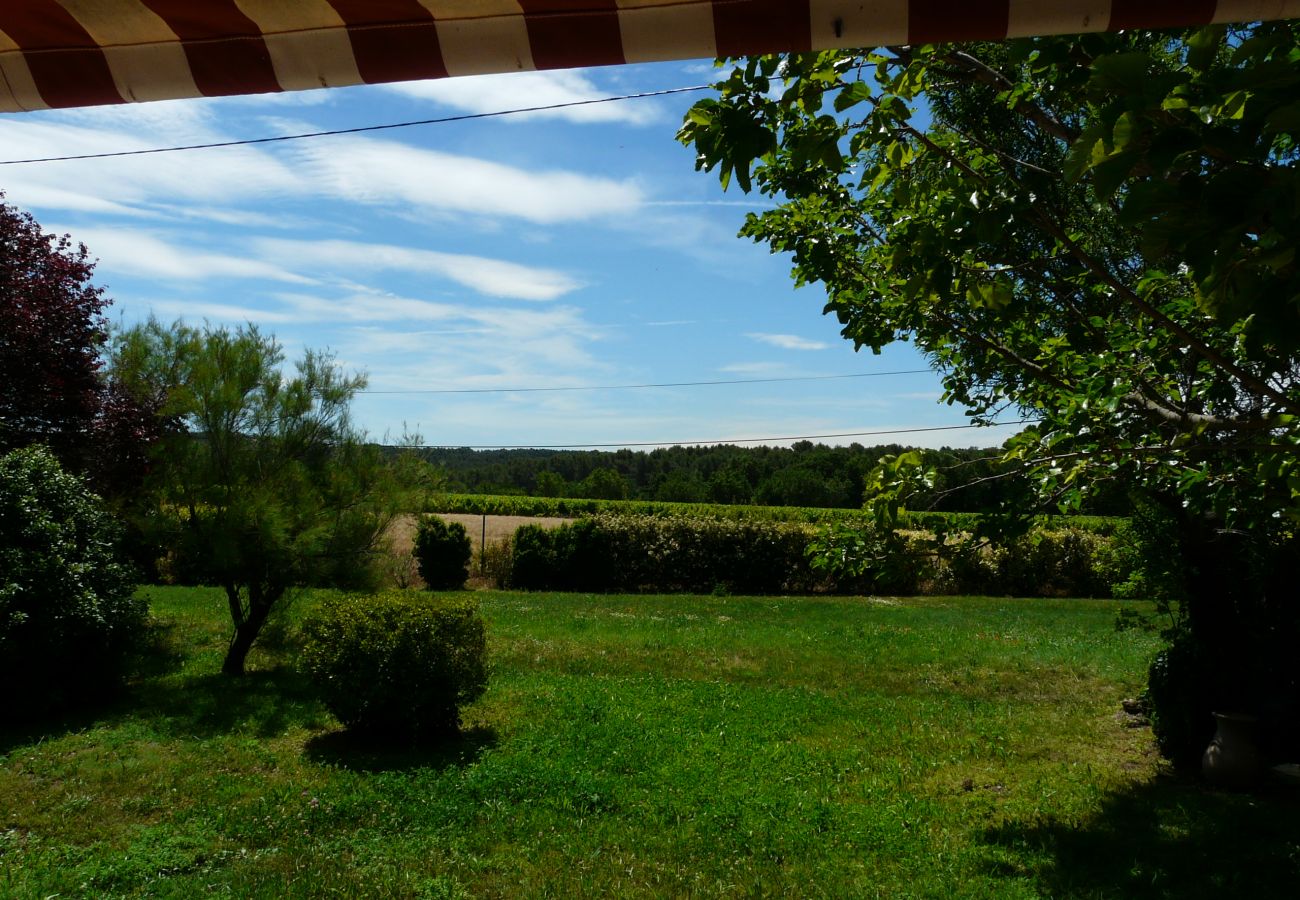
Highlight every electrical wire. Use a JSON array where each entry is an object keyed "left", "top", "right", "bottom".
[
  {"left": 410, "top": 421, "right": 1034, "bottom": 450},
  {"left": 0, "top": 84, "right": 713, "bottom": 166},
  {"left": 358, "top": 369, "right": 931, "bottom": 395}
]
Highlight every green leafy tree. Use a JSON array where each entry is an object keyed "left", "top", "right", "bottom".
[
  {"left": 580, "top": 466, "right": 629, "bottom": 501},
  {"left": 534, "top": 470, "right": 569, "bottom": 498},
  {"left": 654, "top": 469, "right": 710, "bottom": 503},
  {"left": 680, "top": 23, "right": 1300, "bottom": 762},
  {"left": 112, "top": 320, "right": 397, "bottom": 676},
  {"left": 705, "top": 460, "right": 751, "bottom": 504},
  {"left": 0, "top": 445, "right": 145, "bottom": 718}
]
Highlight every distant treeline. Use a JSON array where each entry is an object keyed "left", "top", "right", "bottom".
[{"left": 407, "top": 442, "right": 1130, "bottom": 516}]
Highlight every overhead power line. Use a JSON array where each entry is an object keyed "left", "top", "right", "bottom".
[
  {"left": 410, "top": 421, "right": 1033, "bottom": 451},
  {"left": 358, "top": 369, "right": 931, "bottom": 395},
  {"left": 0, "top": 84, "right": 713, "bottom": 166}
]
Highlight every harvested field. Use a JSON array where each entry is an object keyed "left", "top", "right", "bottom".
[
  {"left": 387, "top": 513, "right": 570, "bottom": 556},
  {"left": 385, "top": 513, "right": 570, "bottom": 588}
]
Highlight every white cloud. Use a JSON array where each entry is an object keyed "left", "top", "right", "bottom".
[
  {"left": 1, "top": 113, "right": 642, "bottom": 225},
  {"left": 136, "top": 298, "right": 297, "bottom": 324},
  {"left": 293, "top": 135, "right": 643, "bottom": 223},
  {"left": 0, "top": 117, "right": 308, "bottom": 216},
  {"left": 746, "top": 333, "right": 830, "bottom": 351},
  {"left": 256, "top": 238, "right": 581, "bottom": 300},
  {"left": 64, "top": 227, "right": 314, "bottom": 284},
  {"left": 384, "top": 69, "right": 663, "bottom": 126},
  {"left": 41, "top": 226, "right": 580, "bottom": 302},
  {"left": 325, "top": 296, "right": 606, "bottom": 385}
]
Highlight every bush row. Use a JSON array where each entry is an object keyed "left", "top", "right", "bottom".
[
  {"left": 500, "top": 513, "right": 1137, "bottom": 597},
  {"left": 508, "top": 515, "right": 816, "bottom": 593},
  {"left": 429, "top": 492, "right": 1125, "bottom": 534}
]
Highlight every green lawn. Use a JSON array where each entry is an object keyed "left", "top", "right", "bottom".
[{"left": 2, "top": 588, "right": 1297, "bottom": 898}]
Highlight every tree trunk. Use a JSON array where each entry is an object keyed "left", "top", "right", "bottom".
[{"left": 221, "top": 583, "right": 281, "bottom": 676}]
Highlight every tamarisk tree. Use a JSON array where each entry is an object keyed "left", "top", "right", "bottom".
[
  {"left": 679, "top": 23, "right": 1300, "bottom": 763},
  {"left": 113, "top": 320, "right": 396, "bottom": 675}
]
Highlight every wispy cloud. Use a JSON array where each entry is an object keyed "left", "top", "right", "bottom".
[
  {"left": 0, "top": 115, "right": 307, "bottom": 216},
  {"left": 383, "top": 69, "right": 664, "bottom": 126},
  {"left": 65, "top": 227, "right": 314, "bottom": 284},
  {"left": 2, "top": 111, "right": 643, "bottom": 226},
  {"left": 323, "top": 296, "right": 607, "bottom": 385},
  {"left": 137, "top": 298, "right": 297, "bottom": 324},
  {"left": 255, "top": 238, "right": 581, "bottom": 301},
  {"left": 746, "top": 333, "right": 830, "bottom": 351},
  {"left": 292, "top": 135, "right": 644, "bottom": 224}
]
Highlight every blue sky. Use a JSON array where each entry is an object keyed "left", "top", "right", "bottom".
[{"left": 0, "top": 59, "right": 1006, "bottom": 451}]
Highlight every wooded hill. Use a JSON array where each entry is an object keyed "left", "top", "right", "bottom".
[{"left": 411, "top": 443, "right": 1130, "bottom": 515}]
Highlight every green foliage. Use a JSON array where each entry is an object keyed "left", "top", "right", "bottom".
[
  {"left": 430, "top": 490, "right": 1123, "bottom": 534},
  {"left": 508, "top": 514, "right": 810, "bottom": 594},
  {"left": 301, "top": 591, "right": 488, "bottom": 738},
  {"left": 0, "top": 445, "right": 145, "bottom": 717},
  {"left": 506, "top": 518, "right": 615, "bottom": 592},
  {"left": 413, "top": 516, "right": 472, "bottom": 590},
  {"left": 504, "top": 514, "right": 1126, "bottom": 597},
  {"left": 111, "top": 319, "right": 397, "bottom": 675},
  {"left": 533, "top": 470, "right": 568, "bottom": 498},
  {"left": 1145, "top": 633, "right": 1215, "bottom": 770},
  {"left": 806, "top": 522, "right": 923, "bottom": 595},
  {"left": 20, "top": 587, "right": 1300, "bottom": 897},
  {"left": 938, "top": 528, "right": 1114, "bottom": 598},
  {"left": 680, "top": 31, "right": 1300, "bottom": 528},
  {"left": 579, "top": 466, "right": 628, "bottom": 501},
  {"left": 505, "top": 524, "right": 554, "bottom": 591},
  {"left": 418, "top": 442, "right": 1119, "bottom": 516},
  {"left": 679, "top": 25, "right": 1300, "bottom": 767}
]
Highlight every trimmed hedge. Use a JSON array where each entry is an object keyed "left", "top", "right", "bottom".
[
  {"left": 509, "top": 514, "right": 811, "bottom": 594},
  {"left": 301, "top": 591, "right": 488, "bottom": 738},
  {"left": 505, "top": 514, "right": 1135, "bottom": 597},
  {"left": 413, "top": 515, "right": 472, "bottom": 589}
]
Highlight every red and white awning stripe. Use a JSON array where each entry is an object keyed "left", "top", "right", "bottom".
[{"left": 1, "top": 1, "right": 1296, "bottom": 113}]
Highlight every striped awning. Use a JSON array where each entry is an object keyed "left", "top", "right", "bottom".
[{"left": 1, "top": 1, "right": 1296, "bottom": 113}]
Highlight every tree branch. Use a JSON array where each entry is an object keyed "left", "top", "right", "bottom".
[{"left": 937, "top": 50, "right": 1079, "bottom": 144}]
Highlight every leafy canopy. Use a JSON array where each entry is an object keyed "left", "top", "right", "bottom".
[
  {"left": 0, "top": 445, "right": 144, "bottom": 718},
  {"left": 113, "top": 319, "right": 396, "bottom": 675},
  {"left": 0, "top": 194, "right": 107, "bottom": 459},
  {"left": 678, "top": 24, "right": 1300, "bottom": 530}
]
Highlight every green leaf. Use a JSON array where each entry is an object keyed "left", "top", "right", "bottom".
[
  {"left": 1090, "top": 52, "right": 1151, "bottom": 93},
  {"left": 1186, "top": 25, "right": 1226, "bottom": 72},
  {"left": 833, "top": 81, "right": 873, "bottom": 112}
]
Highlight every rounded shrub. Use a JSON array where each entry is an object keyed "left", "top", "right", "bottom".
[
  {"left": 507, "top": 524, "right": 556, "bottom": 590},
  {"left": 0, "top": 445, "right": 145, "bottom": 719},
  {"left": 413, "top": 515, "right": 472, "bottom": 589},
  {"left": 301, "top": 591, "right": 488, "bottom": 738}
]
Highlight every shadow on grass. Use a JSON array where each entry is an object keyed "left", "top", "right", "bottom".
[
  {"left": 128, "top": 666, "right": 329, "bottom": 739},
  {"left": 980, "top": 773, "right": 1300, "bottom": 897},
  {"left": 0, "top": 620, "right": 192, "bottom": 755},
  {"left": 304, "top": 725, "right": 498, "bottom": 773},
  {"left": 0, "top": 703, "right": 116, "bottom": 756}
]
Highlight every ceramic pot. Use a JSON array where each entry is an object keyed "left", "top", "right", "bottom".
[{"left": 1202, "top": 712, "right": 1260, "bottom": 789}]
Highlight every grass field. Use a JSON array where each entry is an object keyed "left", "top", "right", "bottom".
[{"left": 3, "top": 588, "right": 1297, "bottom": 898}]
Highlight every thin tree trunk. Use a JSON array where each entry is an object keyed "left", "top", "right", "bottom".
[{"left": 221, "top": 582, "right": 281, "bottom": 676}]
